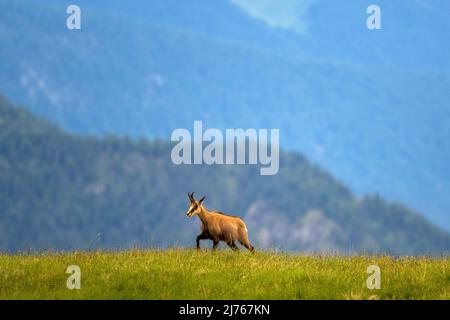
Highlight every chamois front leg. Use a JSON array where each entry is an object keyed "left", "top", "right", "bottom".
[
  {"left": 196, "top": 233, "right": 209, "bottom": 250},
  {"left": 212, "top": 239, "right": 219, "bottom": 250}
]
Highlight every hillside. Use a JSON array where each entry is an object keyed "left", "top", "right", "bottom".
[
  {"left": 0, "top": 97, "right": 449, "bottom": 254},
  {"left": 0, "top": 250, "right": 449, "bottom": 299},
  {"left": 0, "top": 0, "right": 449, "bottom": 231}
]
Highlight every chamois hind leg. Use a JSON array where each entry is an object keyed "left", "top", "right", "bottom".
[
  {"left": 238, "top": 227, "right": 255, "bottom": 252},
  {"left": 241, "top": 235, "right": 255, "bottom": 253},
  {"left": 243, "top": 241, "right": 254, "bottom": 253},
  {"left": 226, "top": 241, "right": 240, "bottom": 251}
]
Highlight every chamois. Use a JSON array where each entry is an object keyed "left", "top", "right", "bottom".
[{"left": 185, "top": 192, "right": 254, "bottom": 252}]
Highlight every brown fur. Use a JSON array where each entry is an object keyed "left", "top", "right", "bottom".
[{"left": 186, "top": 193, "right": 254, "bottom": 252}]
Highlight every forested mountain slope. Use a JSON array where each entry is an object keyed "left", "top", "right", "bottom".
[{"left": 1, "top": 97, "right": 449, "bottom": 254}]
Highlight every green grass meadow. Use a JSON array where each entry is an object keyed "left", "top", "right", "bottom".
[{"left": 0, "top": 249, "right": 449, "bottom": 300}]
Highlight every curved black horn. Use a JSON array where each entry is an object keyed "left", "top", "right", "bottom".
[{"left": 188, "top": 192, "right": 195, "bottom": 201}]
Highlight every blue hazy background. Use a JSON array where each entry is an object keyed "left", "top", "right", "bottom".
[{"left": 0, "top": 0, "right": 449, "bottom": 253}]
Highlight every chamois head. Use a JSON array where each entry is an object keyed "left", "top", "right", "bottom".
[{"left": 186, "top": 192, "right": 206, "bottom": 218}]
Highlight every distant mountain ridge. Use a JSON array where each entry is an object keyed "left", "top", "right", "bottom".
[
  {"left": 0, "top": 96, "right": 449, "bottom": 254},
  {"left": 0, "top": 0, "right": 449, "bottom": 231}
]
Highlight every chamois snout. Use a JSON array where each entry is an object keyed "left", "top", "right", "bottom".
[{"left": 186, "top": 206, "right": 196, "bottom": 218}]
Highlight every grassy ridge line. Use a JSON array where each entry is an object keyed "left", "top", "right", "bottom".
[{"left": 0, "top": 249, "right": 449, "bottom": 300}]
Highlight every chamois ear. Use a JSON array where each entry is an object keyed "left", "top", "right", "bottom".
[{"left": 199, "top": 195, "right": 206, "bottom": 204}]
